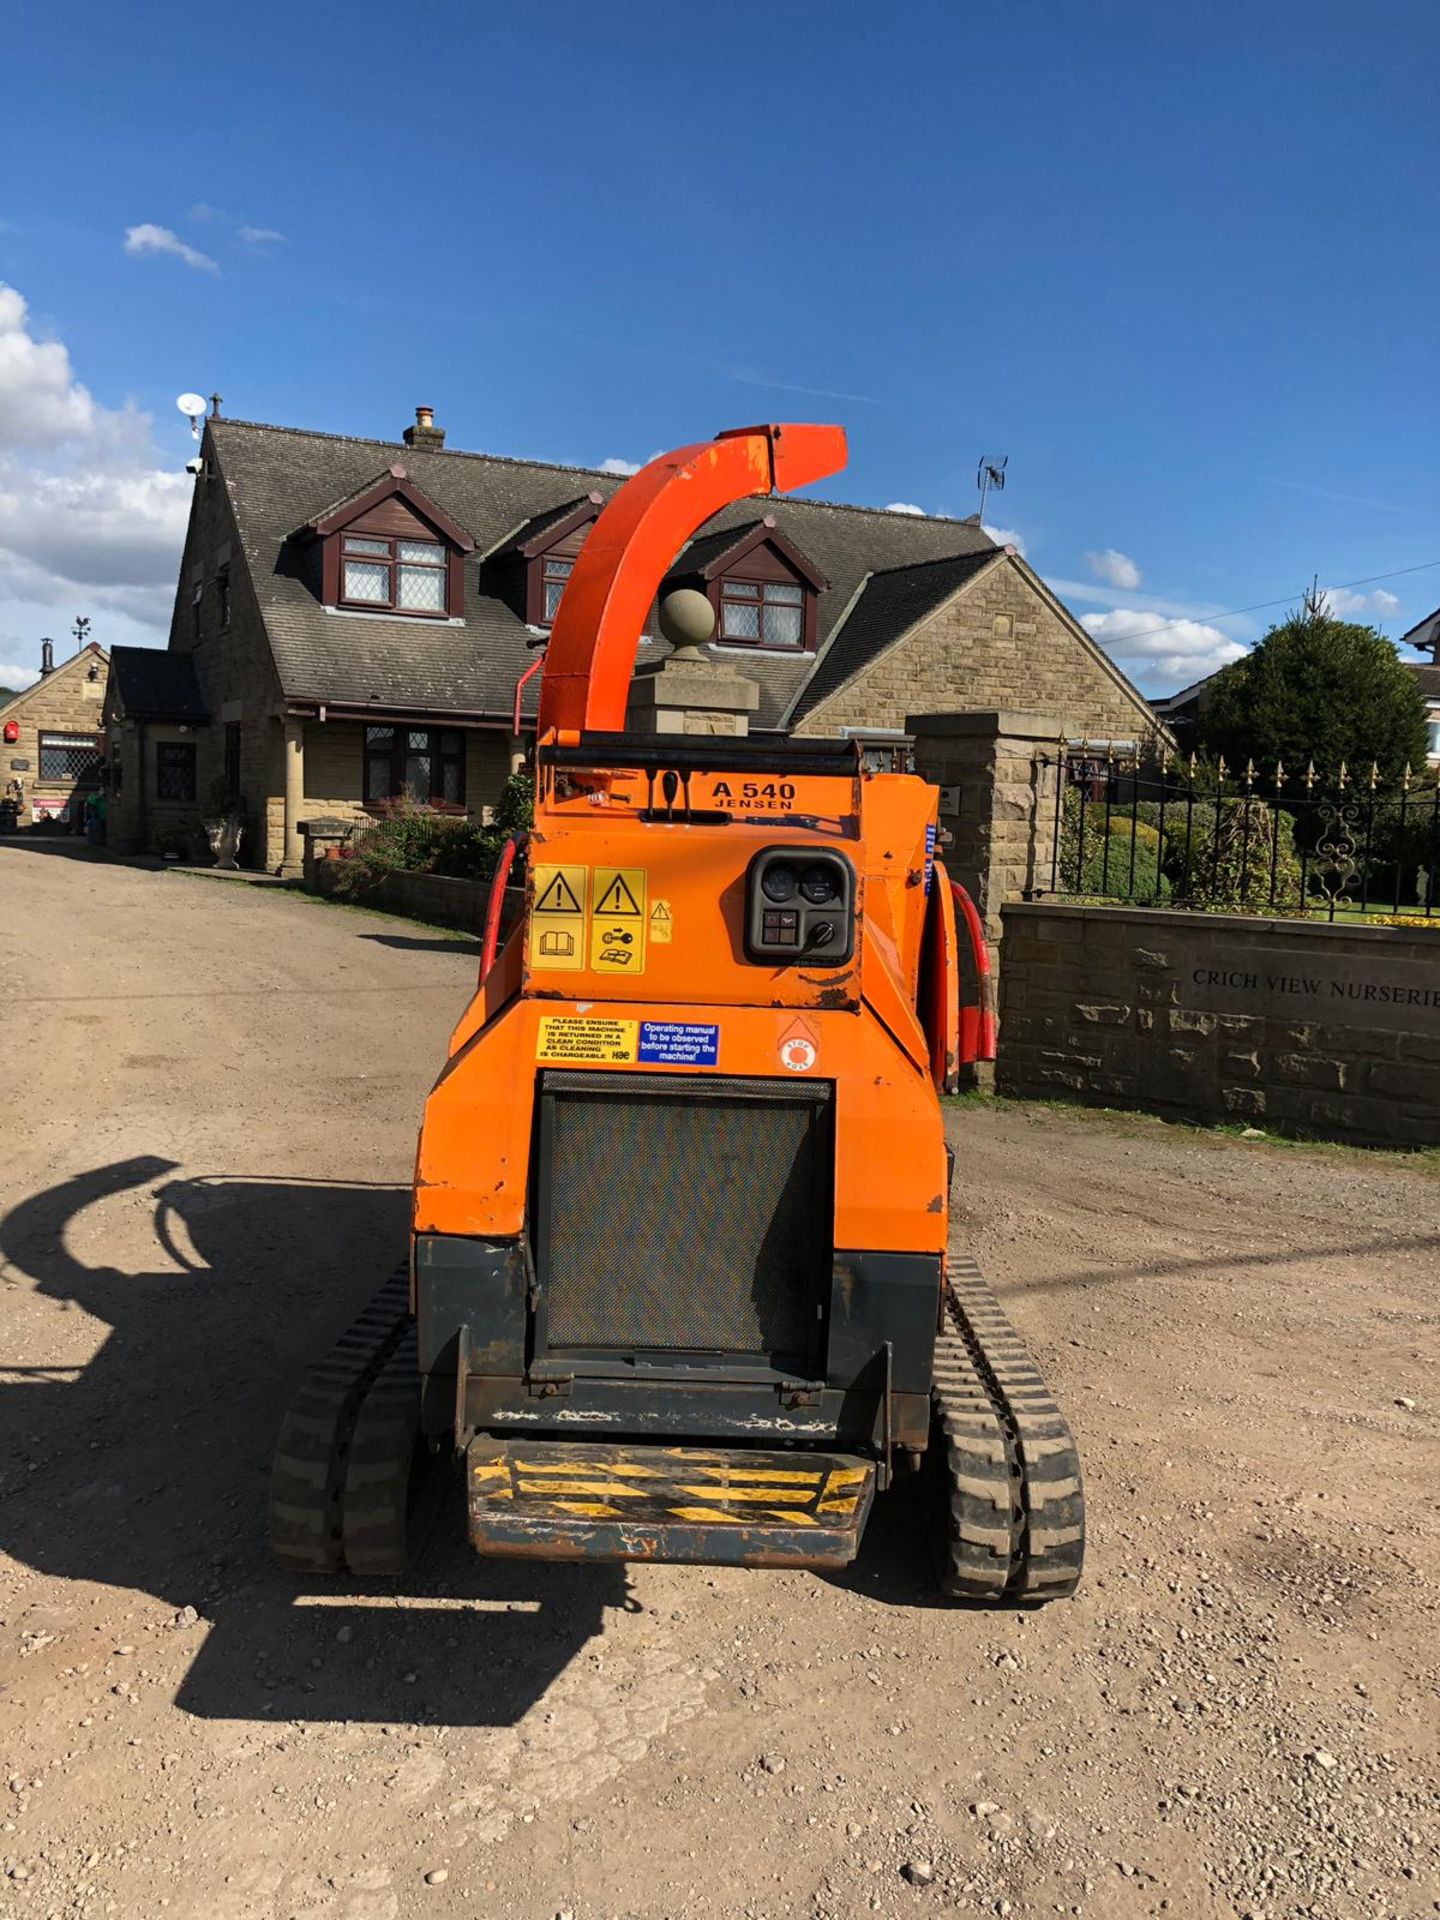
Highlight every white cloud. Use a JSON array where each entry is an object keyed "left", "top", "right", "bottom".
[
  {"left": 1081, "top": 607, "right": 1246, "bottom": 691},
  {"left": 884, "top": 501, "right": 926, "bottom": 516},
  {"left": 599, "top": 456, "right": 642, "bottom": 476},
  {"left": 238, "top": 226, "right": 286, "bottom": 247},
  {"left": 0, "top": 282, "right": 191, "bottom": 684},
  {"left": 1320, "top": 585, "right": 1401, "bottom": 618},
  {"left": 123, "top": 223, "right": 219, "bottom": 274},
  {"left": 1085, "top": 546, "right": 1141, "bottom": 591},
  {"left": 983, "top": 523, "right": 1027, "bottom": 555}
]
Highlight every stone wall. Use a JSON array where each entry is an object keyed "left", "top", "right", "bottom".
[
  {"left": 998, "top": 902, "right": 1440, "bottom": 1147},
  {"left": 310, "top": 859, "right": 523, "bottom": 938},
  {"left": 796, "top": 557, "right": 1155, "bottom": 745}
]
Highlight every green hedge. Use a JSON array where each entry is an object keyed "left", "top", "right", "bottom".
[{"left": 334, "top": 771, "right": 533, "bottom": 897}]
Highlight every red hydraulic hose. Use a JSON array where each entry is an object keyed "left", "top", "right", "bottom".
[
  {"left": 479, "top": 832, "right": 524, "bottom": 985},
  {"left": 950, "top": 879, "right": 997, "bottom": 1063}
]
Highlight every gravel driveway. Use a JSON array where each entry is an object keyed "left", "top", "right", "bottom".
[{"left": 2, "top": 842, "right": 1437, "bottom": 1920}]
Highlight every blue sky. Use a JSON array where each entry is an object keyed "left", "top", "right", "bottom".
[{"left": 2, "top": 0, "right": 1438, "bottom": 692}]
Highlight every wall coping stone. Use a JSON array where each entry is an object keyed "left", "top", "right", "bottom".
[
  {"left": 908, "top": 709, "right": 1063, "bottom": 741},
  {"left": 1003, "top": 901, "right": 1440, "bottom": 948}
]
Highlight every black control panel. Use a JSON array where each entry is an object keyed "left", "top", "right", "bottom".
[{"left": 745, "top": 847, "right": 856, "bottom": 965}]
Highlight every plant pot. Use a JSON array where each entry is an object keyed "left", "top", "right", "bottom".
[{"left": 203, "top": 814, "right": 246, "bottom": 871}]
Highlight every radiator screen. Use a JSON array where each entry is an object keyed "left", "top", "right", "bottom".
[{"left": 535, "top": 1071, "right": 832, "bottom": 1366}]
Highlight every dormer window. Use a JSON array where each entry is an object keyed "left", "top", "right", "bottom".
[
  {"left": 720, "top": 577, "right": 805, "bottom": 648},
  {"left": 542, "top": 555, "right": 574, "bottom": 623},
  {"left": 666, "top": 517, "right": 826, "bottom": 654},
  {"left": 342, "top": 535, "right": 448, "bottom": 614},
  {"left": 304, "top": 466, "right": 475, "bottom": 621}
]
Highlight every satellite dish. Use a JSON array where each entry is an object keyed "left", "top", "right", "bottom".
[{"left": 176, "top": 392, "right": 207, "bottom": 440}]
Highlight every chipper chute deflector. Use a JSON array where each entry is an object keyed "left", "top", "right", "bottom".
[{"left": 270, "top": 423, "right": 1084, "bottom": 1603}]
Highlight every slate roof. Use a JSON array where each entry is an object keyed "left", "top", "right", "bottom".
[
  {"left": 205, "top": 419, "right": 1000, "bottom": 730},
  {"left": 1409, "top": 662, "right": 1440, "bottom": 701},
  {"left": 787, "top": 551, "right": 999, "bottom": 725},
  {"left": 108, "top": 645, "right": 208, "bottom": 721}
]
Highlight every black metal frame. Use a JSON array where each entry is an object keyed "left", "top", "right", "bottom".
[
  {"left": 541, "top": 733, "right": 862, "bottom": 777},
  {"left": 1038, "top": 746, "right": 1440, "bottom": 922}
]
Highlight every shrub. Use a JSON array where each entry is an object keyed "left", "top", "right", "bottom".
[
  {"left": 1058, "top": 789, "right": 1169, "bottom": 902},
  {"left": 1162, "top": 794, "right": 1304, "bottom": 910},
  {"left": 331, "top": 773, "right": 535, "bottom": 897}
]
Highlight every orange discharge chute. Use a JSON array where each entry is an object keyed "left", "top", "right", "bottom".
[{"left": 536, "top": 423, "right": 848, "bottom": 737}]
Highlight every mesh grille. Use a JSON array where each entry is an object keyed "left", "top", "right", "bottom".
[{"left": 537, "top": 1072, "right": 831, "bottom": 1364}]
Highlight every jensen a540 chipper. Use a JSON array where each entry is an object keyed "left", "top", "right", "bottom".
[{"left": 270, "top": 424, "right": 1084, "bottom": 1604}]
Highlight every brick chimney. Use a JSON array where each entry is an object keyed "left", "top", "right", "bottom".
[
  {"left": 40, "top": 637, "right": 54, "bottom": 678},
  {"left": 403, "top": 405, "right": 446, "bottom": 452}
]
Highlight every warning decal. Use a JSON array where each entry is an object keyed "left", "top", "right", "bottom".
[
  {"left": 649, "top": 899, "right": 673, "bottom": 944},
  {"left": 536, "top": 870, "right": 583, "bottom": 915},
  {"left": 537, "top": 1016, "right": 638, "bottom": 1064},
  {"left": 638, "top": 1021, "right": 719, "bottom": 1067},
  {"left": 529, "top": 865, "right": 588, "bottom": 973},
  {"left": 590, "top": 866, "right": 647, "bottom": 975}
]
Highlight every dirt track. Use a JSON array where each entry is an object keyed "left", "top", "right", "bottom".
[{"left": 1, "top": 841, "right": 1437, "bottom": 1920}]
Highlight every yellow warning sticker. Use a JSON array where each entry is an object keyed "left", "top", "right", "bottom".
[
  {"left": 590, "top": 867, "right": 647, "bottom": 975},
  {"left": 649, "top": 898, "right": 673, "bottom": 944},
  {"left": 529, "top": 865, "right": 588, "bottom": 973},
  {"left": 536, "top": 1016, "right": 638, "bottom": 1064}
]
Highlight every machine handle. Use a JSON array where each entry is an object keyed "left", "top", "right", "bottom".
[{"left": 479, "top": 832, "right": 525, "bottom": 985}]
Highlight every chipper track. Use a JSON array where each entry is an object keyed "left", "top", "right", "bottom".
[
  {"left": 269, "top": 1267, "right": 444, "bottom": 1576},
  {"left": 930, "top": 1256, "right": 1085, "bottom": 1605}
]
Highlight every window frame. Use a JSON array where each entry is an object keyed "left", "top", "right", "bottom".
[
  {"left": 38, "top": 730, "right": 104, "bottom": 786},
  {"left": 717, "top": 575, "right": 809, "bottom": 651},
  {"left": 218, "top": 564, "right": 231, "bottom": 628},
  {"left": 541, "top": 555, "right": 574, "bottom": 624},
  {"left": 155, "top": 739, "right": 197, "bottom": 803},
  {"left": 361, "top": 725, "right": 467, "bottom": 810},
  {"left": 337, "top": 534, "right": 453, "bottom": 619}
]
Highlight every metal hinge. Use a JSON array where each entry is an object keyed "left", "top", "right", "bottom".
[{"left": 778, "top": 1384, "right": 821, "bottom": 1409}]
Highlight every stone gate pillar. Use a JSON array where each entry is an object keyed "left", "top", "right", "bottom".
[{"left": 907, "top": 709, "right": 1064, "bottom": 955}]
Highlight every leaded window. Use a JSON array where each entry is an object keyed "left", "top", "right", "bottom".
[
  {"left": 363, "top": 725, "right": 465, "bottom": 806},
  {"left": 39, "top": 731, "right": 103, "bottom": 784},
  {"left": 340, "top": 535, "right": 450, "bottom": 616},
  {"left": 718, "top": 577, "right": 805, "bottom": 648},
  {"left": 156, "top": 740, "right": 196, "bottom": 801},
  {"left": 542, "top": 556, "right": 573, "bottom": 623}
]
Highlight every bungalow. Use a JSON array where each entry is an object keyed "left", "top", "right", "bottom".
[{"left": 123, "top": 405, "right": 1160, "bottom": 871}]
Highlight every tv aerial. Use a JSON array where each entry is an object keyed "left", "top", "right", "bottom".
[
  {"left": 976, "top": 453, "right": 1008, "bottom": 522},
  {"left": 177, "top": 392, "right": 207, "bottom": 440}
]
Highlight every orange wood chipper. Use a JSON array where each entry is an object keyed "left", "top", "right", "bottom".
[{"left": 270, "top": 424, "right": 1084, "bottom": 1604}]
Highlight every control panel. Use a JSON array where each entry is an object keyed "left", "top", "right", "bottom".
[{"left": 745, "top": 846, "right": 856, "bottom": 965}]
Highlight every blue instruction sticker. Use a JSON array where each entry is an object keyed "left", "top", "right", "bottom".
[
  {"left": 638, "top": 1020, "right": 720, "bottom": 1067},
  {"left": 924, "top": 821, "right": 937, "bottom": 892}
]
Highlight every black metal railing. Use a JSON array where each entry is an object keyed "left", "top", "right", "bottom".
[{"left": 1039, "top": 747, "right": 1440, "bottom": 922}]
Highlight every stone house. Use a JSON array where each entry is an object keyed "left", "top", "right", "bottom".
[
  {"left": 134, "top": 405, "right": 1159, "bottom": 872},
  {"left": 1, "top": 640, "right": 109, "bottom": 826},
  {"left": 1397, "top": 608, "right": 1440, "bottom": 764}
]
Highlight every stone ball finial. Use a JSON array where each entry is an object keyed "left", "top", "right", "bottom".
[{"left": 658, "top": 588, "right": 715, "bottom": 654}]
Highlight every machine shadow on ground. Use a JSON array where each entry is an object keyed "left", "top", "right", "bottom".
[{"left": 0, "top": 1157, "right": 627, "bottom": 1727}]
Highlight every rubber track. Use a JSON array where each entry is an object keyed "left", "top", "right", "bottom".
[
  {"left": 342, "top": 1325, "right": 448, "bottom": 1576},
  {"left": 931, "top": 1256, "right": 1085, "bottom": 1604},
  {"left": 268, "top": 1265, "right": 411, "bottom": 1574}
]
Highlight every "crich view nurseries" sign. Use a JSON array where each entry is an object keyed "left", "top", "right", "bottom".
[{"left": 1190, "top": 955, "right": 1440, "bottom": 1031}]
